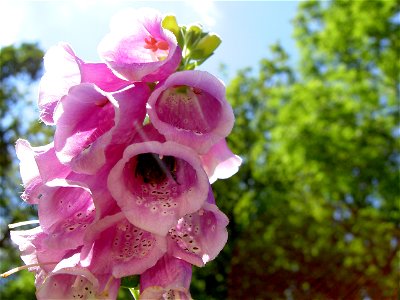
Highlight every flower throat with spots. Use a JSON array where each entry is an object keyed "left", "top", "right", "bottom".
[{"left": 135, "top": 153, "right": 178, "bottom": 184}]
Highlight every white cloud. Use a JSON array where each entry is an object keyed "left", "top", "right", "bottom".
[
  {"left": 0, "top": 1, "right": 27, "bottom": 47},
  {"left": 184, "top": 0, "right": 219, "bottom": 29}
]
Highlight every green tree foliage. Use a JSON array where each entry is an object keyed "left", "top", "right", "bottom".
[
  {"left": 1, "top": 43, "right": 45, "bottom": 176},
  {"left": 196, "top": 0, "right": 398, "bottom": 299},
  {"left": 0, "top": 43, "right": 49, "bottom": 299}
]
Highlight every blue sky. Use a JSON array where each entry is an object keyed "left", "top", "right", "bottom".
[{"left": 1, "top": 0, "right": 299, "bottom": 79}]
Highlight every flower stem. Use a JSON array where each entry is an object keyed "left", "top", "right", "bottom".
[
  {"left": 8, "top": 220, "right": 40, "bottom": 229},
  {"left": 129, "top": 287, "right": 140, "bottom": 300},
  {"left": 1, "top": 262, "right": 57, "bottom": 278}
]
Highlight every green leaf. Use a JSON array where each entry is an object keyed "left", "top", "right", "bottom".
[
  {"left": 185, "top": 24, "right": 203, "bottom": 49},
  {"left": 128, "top": 287, "right": 140, "bottom": 300},
  {"left": 189, "top": 49, "right": 204, "bottom": 60},
  {"left": 191, "top": 34, "right": 221, "bottom": 59},
  {"left": 162, "top": 15, "right": 185, "bottom": 48},
  {"left": 162, "top": 15, "right": 180, "bottom": 38}
]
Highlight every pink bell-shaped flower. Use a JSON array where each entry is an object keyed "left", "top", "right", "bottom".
[
  {"left": 107, "top": 141, "right": 209, "bottom": 236},
  {"left": 80, "top": 212, "right": 166, "bottom": 278},
  {"left": 140, "top": 254, "right": 192, "bottom": 300},
  {"left": 200, "top": 139, "right": 242, "bottom": 183},
  {"left": 167, "top": 188, "right": 229, "bottom": 267},
  {"left": 98, "top": 8, "right": 182, "bottom": 82},
  {"left": 10, "top": 227, "right": 61, "bottom": 276},
  {"left": 15, "top": 139, "right": 71, "bottom": 204},
  {"left": 9, "top": 227, "right": 82, "bottom": 289},
  {"left": 37, "top": 180, "right": 96, "bottom": 250},
  {"left": 147, "top": 70, "right": 235, "bottom": 154},
  {"left": 35, "top": 252, "right": 120, "bottom": 300},
  {"left": 53, "top": 82, "right": 150, "bottom": 174},
  {"left": 39, "top": 43, "right": 129, "bottom": 125}
]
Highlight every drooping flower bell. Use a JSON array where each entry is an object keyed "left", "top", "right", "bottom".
[
  {"left": 80, "top": 212, "right": 166, "bottom": 278},
  {"left": 9, "top": 226, "right": 84, "bottom": 290},
  {"left": 200, "top": 139, "right": 242, "bottom": 183},
  {"left": 53, "top": 82, "right": 150, "bottom": 174},
  {"left": 147, "top": 70, "right": 235, "bottom": 154},
  {"left": 38, "top": 43, "right": 129, "bottom": 125},
  {"left": 140, "top": 254, "right": 192, "bottom": 300},
  {"left": 15, "top": 139, "right": 72, "bottom": 204},
  {"left": 35, "top": 252, "right": 120, "bottom": 300},
  {"left": 167, "top": 187, "right": 229, "bottom": 267},
  {"left": 37, "top": 181, "right": 96, "bottom": 250},
  {"left": 36, "top": 269, "right": 120, "bottom": 300}
]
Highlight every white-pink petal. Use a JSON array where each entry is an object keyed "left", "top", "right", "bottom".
[
  {"left": 15, "top": 139, "right": 71, "bottom": 204},
  {"left": 200, "top": 139, "right": 242, "bottom": 183}
]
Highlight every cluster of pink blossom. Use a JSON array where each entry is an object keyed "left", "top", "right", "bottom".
[{"left": 8, "top": 8, "right": 241, "bottom": 299}]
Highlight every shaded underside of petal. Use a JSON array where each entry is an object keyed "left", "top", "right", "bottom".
[
  {"left": 140, "top": 286, "right": 192, "bottom": 300},
  {"left": 109, "top": 83, "right": 150, "bottom": 146},
  {"left": 54, "top": 83, "right": 116, "bottom": 174},
  {"left": 79, "top": 62, "right": 130, "bottom": 92}
]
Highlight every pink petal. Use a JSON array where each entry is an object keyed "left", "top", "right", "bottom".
[
  {"left": 36, "top": 273, "right": 98, "bottom": 299},
  {"left": 79, "top": 62, "right": 129, "bottom": 92},
  {"left": 15, "top": 140, "right": 70, "bottom": 204},
  {"left": 10, "top": 227, "right": 72, "bottom": 276},
  {"left": 38, "top": 181, "right": 96, "bottom": 250},
  {"left": 132, "top": 123, "right": 166, "bottom": 144},
  {"left": 81, "top": 212, "right": 166, "bottom": 278},
  {"left": 36, "top": 257, "right": 120, "bottom": 300},
  {"left": 200, "top": 139, "right": 242, "bottom": 183},
  {"left": 107, "top": 141, "right": 209, "bottom": 236},
  {"left": 38, "top": 43, "right": 81, "bottom": 125},
  {"left": 10, "top": 226, "right": 48, "bottom": 270},
  {"left": 15, "top": 140, "right": 47, "bottom": 204},
  {"left": 109, "top": 82, "right": 151, "bottom": 146},
  {"left": 140, "top": 254, "right": 192, "bottom": 299},
  {"left": 85, "top": 167, "right": 121, "bottom": 219},
  {"left": 54, "top": 83, "right": 150, "bottom": 175},
  {"left": 147, "top": 71, "right": 235, "bottom": 154},
  {"left": 39, "top": 43, "right": 130, "bottom": 125},
  {"left": 98, "top": 8, "right": 181, "bottom": 82},
  {"left": 54, "top": 83, "right": 116, "bottom": 174},
  {"left": 167, "top": 189, "right": 229, "bottom": 267}
]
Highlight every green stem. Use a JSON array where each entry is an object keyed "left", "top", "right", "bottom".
[{"left": 129, "top": 287, "right": 140, "bottom": 300}]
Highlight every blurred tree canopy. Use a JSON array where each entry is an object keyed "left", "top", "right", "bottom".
[
  {"left": 195, "top": 0, "right": 399, "bottom": 299},
  {"left": 0, "top": 42, "right": 50, "bottom": 299},
  {"left": 1, "top": 0, "right": 399, "bottom": 299}
]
